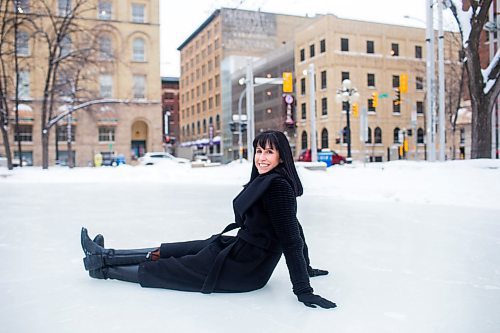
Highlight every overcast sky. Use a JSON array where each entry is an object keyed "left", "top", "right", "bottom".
[{"left": 159, "top": 0, "right": 458, "bottom": 77}]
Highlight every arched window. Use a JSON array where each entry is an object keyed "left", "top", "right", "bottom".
[
  {"left": 216, "top": 114, "right": 220, "bottom": 130},
  {"left": 393, "top": 127, "right": 400, "bottom": 143},
  {"left": 16, "top": 30, "right": 30, "bottom": 56},
  {"left": 374, "top": 127, "right": 382, "bottom": 144},
  {"left": 342, "top": 126, "right": 348, "bottom": 144},
  {"left": 99, "top": 35, "right": 113, "bottom": 59},
  {"left": 132, "top": 38, "right": 145, "bottom": 61},
  {"left": 186, "top": 126, "right": 190, "bottom": 136},
  {"left": 197, "top": 121, "right": 200, "bottom": 135},
  {"left": 366, "top": 127, "right": 372, "bottom": 144},
  {"left": 209, "top": 116, "right": 213, "bottom": 125},
  {"left": 301, "top": 131, "right": 308, "bottom": 150},
  {"left": 321, "top": 128, "right": 328, "bottom": 149},
  {"left": 203, "top": 119, "right": 207, "bottom": 133},
  {"left": 191, "top": 123, "right": 194, "bottom": 136},
  {"left": 417, "top": 128, "right": 425, "bottom": 144}
]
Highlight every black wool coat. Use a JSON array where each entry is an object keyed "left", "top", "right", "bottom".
[{"left": 137, "top": 169, "right": 314, "bottom": 295}]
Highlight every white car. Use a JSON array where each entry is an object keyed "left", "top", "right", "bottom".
[{"left": 138, "top": 152, "right": 189, "bottom": 165}]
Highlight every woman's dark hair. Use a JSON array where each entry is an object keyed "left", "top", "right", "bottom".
[{"left": 248, "top": 130, "right": 303, "bottom": 197}]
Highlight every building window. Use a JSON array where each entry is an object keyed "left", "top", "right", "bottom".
[
  {"left": 309, "top": 44, "right": 315, "bottom": 58},
  {"left": 301, "top": 103, "right": 306, "bottom": 120},
  {"left": 300, "top": 78, "right": 306, "bottom": 95},
  {"left": 416, "top": 101, "right": 424, "bottom": 114},
  {"left": 58, "top": 0, "right": 72, "bottom": 16},
  {"left": 367, "top": 73, "right": 375, "bottom": 87},
  {"left": 98, "top": 126, "right": 115, "bottom": 142},
  {"left": 133, "top": 75, "right": 146, "bottom": 98},
  {"left": 14, "top": 151, "right": 33, "bottom": 166},
  {"left": 215, "top": 94, "right": 220, "bottom": 107},
  {"left": 18, "top": 70, "right": 30, "bottom": 99},
  {"left": 99, "top": 35, "right": 113, "bottom": 59},
  {"left": 216, "top": 114, "right": 220, "bottom": 130},
  {"left": 393, "top": 98, "right": 401, "bottom": 113},
  {"left": 321, "top": 128, "right": 328, "bottom": 148},
  {"left": 98, "top": 0, "right": 112, "bottom": 19},
  {"left": 366, "top": 127, "right": 372, "bottom": 144},
  {"left": 14, "top": 124, "right": 32, "bottom": 142},
  {"left": 392, "top": 75, "right": 400, "bottom": 89},
  {"left": 460, "top": 128, "right": 465, "bottom": 144},
  {"left": 16, "top": 31, "right": 30, "bottom": 56},
  {"left": 374, "top": 127, "right": 382, "bottom": 144},
  {"left": 321, "top": 70, "right": 327, "bottom": 89},
  {"left": 132, "top": 38, "right": 145, "bottom": 61},
  {"left": 197, "top": 121, "right": 200, "bottom": 134},
  {"left": 321, "top": 97, "right": 328, "bottom": 116},
  {"left": 341, "top": 71, "right": 349, "bottom": 83},
  {"left": 300, "top": 48, "right": 305, "bottom": 61},
  {"left": 391, "top": 43, "right": 399, "bottom": 56},
  {"left": 342, "top": 101, "right": 349, "bottom": 112},
  {"left": 99, "top": 74, "right": 113, "bottom": 98},
  {"left": 393, "top": 127, "right": 401, "bottom": 143},
  {"left": 415, "top": 45, "right": 422, "bottom": 59},
  {"left": 416, "top": 76, "right": 424, "bottom": 90},
  {"left": 320, "top": 39, "right": 326, "bottom": 53},
  {"left": 57, "top": 125, "right": 76, "bottom": 142},
  {"left": 366, "top": 40, "right": 374, "bottom": 54},
  {"left": 368, "top": 98, "right": 376, "bottom": 112},
  {"left": 341, "top": 38, "right": 349, "bottom": 51},
  {"left": 60, "top": 36, "right": 72, "bottom": 57},
  {"left": 301, "top": 131, "right": 308, "bottom": 150},
  {"left": 417, "top": 128, "right": 425, "bottom": 144},
  {"left": 203, "top": 119, "right": 207, "bottom": 133},
  {"left": 17, "top": 0, "right": 30, "bottom": 13},
  {"left": 132, "top": 3, "right": 145, "bottom": 23}
]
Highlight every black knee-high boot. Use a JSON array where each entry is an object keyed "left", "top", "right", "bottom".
[
  {"left": 90, "top": 264, "right": 140, "bottom": 283},
  {"left": 81, "top": 227, "right": 157, "bottom": 271}
]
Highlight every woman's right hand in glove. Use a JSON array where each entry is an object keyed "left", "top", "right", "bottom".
[{"left": 297, "top": 293, "right": 337, "bottom": 309}]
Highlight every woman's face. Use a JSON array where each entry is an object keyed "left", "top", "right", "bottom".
[{"left": 254, "top": 143, "right": 280, "bottom": 174}]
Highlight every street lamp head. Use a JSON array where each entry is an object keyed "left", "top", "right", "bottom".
[
  {"left": 342, "top": 79, "right": 352, "bottom": 90},
  {"left": 342, "top": 91, "right": 350, "bottom": 102},
  {"left": 351, "top": 91, "right": 360, "bottom": 102},
  {"left": 335, "top": 93, "right": 343, "bottom": 104},
  {"left": 238, "top": 77, "right": 245, "bottom": 86},
  {"left": 302, "top": 69, "right": 308, "bottom": 76}
]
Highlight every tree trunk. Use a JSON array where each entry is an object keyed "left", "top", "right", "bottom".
[
  {"left": 42, "top": 129, "right": 49, "bottom": 169},
  {"left": 0, "top": 123, "right": 13, "bottom": 170}
]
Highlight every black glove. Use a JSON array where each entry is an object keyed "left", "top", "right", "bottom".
[
  {"left": 308, "top": 266, "right": 329, "bottom": 277},
  {"left": 297, "top": 293, "right": 337, "bottom": 309}
]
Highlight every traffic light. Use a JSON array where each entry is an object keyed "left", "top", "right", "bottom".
[
  {"left": 229, "top": 122, "right": 236, "bottom": 132},
  {"left": 352, "top": 103, "right": 359, "bottom": 117},
  {"left": 400, "top": 73, "right": 408, "bottom": 93},
  {"left": 241, "top": 123, "right": 247, "bottom": 132},
  {"left": 372, "top": 92, "right": 378, "bottom": 108},
  {"left": 282, "top": 72, "right": 293, "bottom": 93}
]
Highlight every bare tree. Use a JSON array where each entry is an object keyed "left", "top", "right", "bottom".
[{"left": 449, "top": 0, "right": 500, "bottom": 158}]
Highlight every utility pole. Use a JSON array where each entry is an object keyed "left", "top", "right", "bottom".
[
  {"left": 245, "top": 59, "right": 255, "bottom": 159},
  {"left": 307, "top": 64, "right": 318, "bottom": 163},
  {"left": 426, "top": 0, "right": 436, "bottom": 161},
  {"left": 438, "top": 0, "right": 446, "bottom": 161}
]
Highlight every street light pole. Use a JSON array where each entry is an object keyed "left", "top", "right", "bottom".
[
  {"left": 307, "top": 64, "right": 318, "bottom": 163},
  {"left": 426, "top": 0, "right": 436, "bottom": 161},
  {"left": 336, "top": 79, "right": 359, "bottom": 163},
  {"left": 438, "top": 0, "right": 446, "bottom": 161}
]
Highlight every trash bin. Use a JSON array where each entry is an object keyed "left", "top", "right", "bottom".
[{"left": 317, "top": 151, "right": 333, "bottom": 167}]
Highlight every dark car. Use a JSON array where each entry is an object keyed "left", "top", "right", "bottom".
[{"left": 298, "top": 149, "right": 346, "bottom": 165}]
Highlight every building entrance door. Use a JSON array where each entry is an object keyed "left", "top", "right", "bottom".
[
  {"left": 131, "top": 140, "right": 146, "bottom": 158},
  {"left": 131, "top": 120, "right": 148, "bottom": 159}
]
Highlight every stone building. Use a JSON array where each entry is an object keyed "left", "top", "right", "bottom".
[
  {"left": 177, "top": 8, "right": 311, "bottom": 163},
  {"left": 161, "top": 77, "right": 180, "bottom": 155},
  {"left": 294, "top": 14, "right": 462, "bottom": 162},
  {"left": 0, "top": 0, "right": 162, "bottom": 167}
]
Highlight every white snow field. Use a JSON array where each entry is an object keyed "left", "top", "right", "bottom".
[{"left": 1, "top": 160, "right": 499, "bottom": 333}]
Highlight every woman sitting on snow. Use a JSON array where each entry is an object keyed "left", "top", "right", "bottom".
[{"left": 81, "top": 130, "right": 336, "bottom": 309}]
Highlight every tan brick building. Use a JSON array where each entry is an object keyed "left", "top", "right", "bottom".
[
  {"left": 294, "top": 15, "right": 461, "bottom": 162},
  {"left": 177, "top": 8, "right": 311, "bottom": 163},
  {"left": 0, "top": 0, "right": 162, "bottom": 167}
]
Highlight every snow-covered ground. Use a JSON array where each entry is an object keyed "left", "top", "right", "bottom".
[{"left": 1, "top": 160, "right": 499, "bottom": 333}]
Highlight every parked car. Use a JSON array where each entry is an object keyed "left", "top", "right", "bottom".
[
  {"left": 298, "top": 149, "right": 347, "bottom": 165},
  {"left": 139, "top": 152, "right": 189, "bottom": 165}
]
